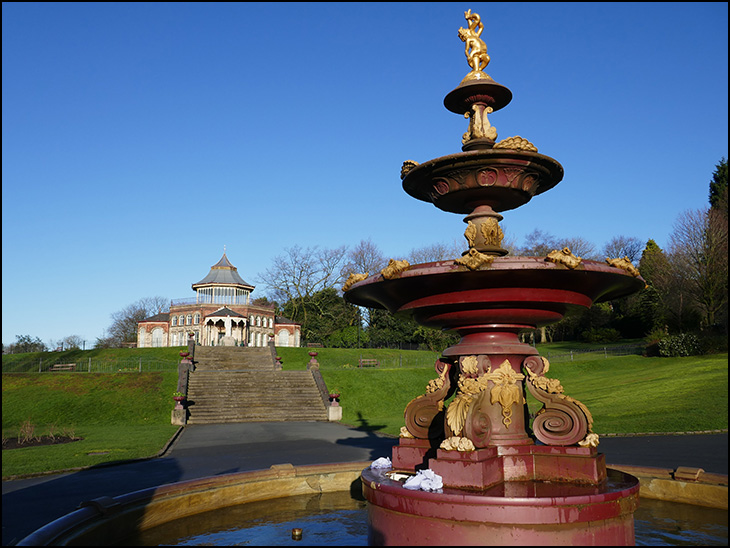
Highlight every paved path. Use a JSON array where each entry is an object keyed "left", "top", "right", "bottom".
[{"left": 1, "top": 423, "right": 727, "bottom": 546}]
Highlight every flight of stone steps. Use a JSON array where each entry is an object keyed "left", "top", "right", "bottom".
[{"left": 185, "top": 346, "right": 328, "bottom": 424}]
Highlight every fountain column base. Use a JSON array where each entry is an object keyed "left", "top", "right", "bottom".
[{"left": 393, "top": 439, "right": 607, "bottom": 489}]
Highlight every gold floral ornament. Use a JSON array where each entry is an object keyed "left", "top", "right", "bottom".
[
  {"left": 342, "top": 272, "right": 369, "bottom": 292},
  {"left": 455, "top": 248, "right": 495, "bottom": 270},
  {"left": 400, "top": 160, "right": 419, "bottom": 180},
  {"left": 446, "top": 358, "right": 524, "bottom": 434},
  {"left": 458, "top": 9, "right": 490, "bottom": 82},
  {"left": 606, "top": 256, "right": 641, "bottom": 278},
  {"left": 486, "top": 360, "right": 525, "bottom": 427},
  {"left": 494, "top": 136, "right": 538, "bottom": 153},
  {"left": 546, "top": 247, "right": 582, "bottom": 269},
  {"left": 426, "top": 365, "right": 449, "bottom": 394},
  {"left": 578, "top": 433, "right": 600, "bottom": 448},
  {"left": 399, "top": 426, "right": 415, "bottom": 439},
  {"left": 461, "top": 355, "right": 479, "bottom": 376},
  {"left": 463, "top": 104, "right": 497, "bottom": 144},
  {"left": 440, "top": 436, "right": 475, "bottom": 452},
  {"left": 464, "top": 221, "right": 478, "bottom": 248},
  {"left": 446, "top": 372, "right": 489, "bottom": 437},
  {"left": 380, "top": 259, "right": 410, "bottom": 279}
]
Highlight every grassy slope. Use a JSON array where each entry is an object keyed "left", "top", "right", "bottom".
[
  {"left": 1, "top": 347, "right": 185, "bottom": 372},
  {"left": 319, "top": 353, "right": 728, "bottom": 437},
  {"left": 2, "top": 347, "right": 727, "bottom": 478},
  {"left": 546, "top": 354, "right": 728, "bottom": 434},
  {"left": 2, "top": 371, "right": 179, "bottom": 478}
]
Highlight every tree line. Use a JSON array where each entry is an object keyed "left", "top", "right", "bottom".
[
  {"left": 4, "top": 159, "right": 725, "bottom": 355},
  {"left": 257, "top": 158, "right": 727, "bottom": 352}
]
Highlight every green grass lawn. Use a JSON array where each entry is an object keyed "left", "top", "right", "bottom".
[
  {"left": 275, "top": 346, "right": 440, "bottom": 370},
  {"left": 321, "top": 353, "right": 728, "bottom": 437},
  {"left": 2, "top": 371, "right": 179, "bottom": 478},
  {"left": 2, "top": 347, "right": 727, "bottom": 479}
]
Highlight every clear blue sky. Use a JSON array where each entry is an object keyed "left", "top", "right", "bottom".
[{"left": 2, "top": 2, "right": 728, "bottom": 348}]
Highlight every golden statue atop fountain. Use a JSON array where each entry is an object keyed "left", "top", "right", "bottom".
[{"left": 458, "top": 9, "right": 490, "bottom": 83}]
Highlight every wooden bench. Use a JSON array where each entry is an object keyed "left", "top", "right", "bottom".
[
  {"left": 50, "top": 363, "right": 76, "bottom": 371},
  {"left": 358, "top": 358, "right": 379, "bottom": 368}
]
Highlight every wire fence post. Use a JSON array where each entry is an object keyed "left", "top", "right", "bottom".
[
  {"left": 39, "top": 358, "right": 42, "bottom": 373},
  {"left": 88, "top": 357, "right": 92, "bottom": 372},
  {"left": 139, "top": 357, "right": 142, "bottom": 372}
]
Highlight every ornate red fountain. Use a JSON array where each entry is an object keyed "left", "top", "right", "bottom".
[{"left": 344, "top": 9, "right": 645, "bottom": 546}]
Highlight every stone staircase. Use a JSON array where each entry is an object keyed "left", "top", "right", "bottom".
[
  {"left": 193, "top": 346, "right": 276, "bottom": 371},
  {"left": 185, "top": 346, "right": 328, "bottom": 424}
]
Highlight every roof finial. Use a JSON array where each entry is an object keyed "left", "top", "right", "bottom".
[{"left": 223, "top": 244, "right": 226, "bottom": 255}]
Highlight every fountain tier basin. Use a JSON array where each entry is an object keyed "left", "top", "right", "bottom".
[
  {"left": 345, "top": 256, "right": 645, "bottom": 357},
  {"left": 401, "top": 148, "right": 564, "bottom": 214}
]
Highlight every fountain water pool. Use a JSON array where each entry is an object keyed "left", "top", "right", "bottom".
[
  {"left": 17, "top": 461, "right": 726, "bottom": 546},
  {"left": 118, "top": 490, "right": 727, "bottom": 546}
]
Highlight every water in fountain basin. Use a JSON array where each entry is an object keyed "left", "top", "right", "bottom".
[{"left": 120, "top": 491, "right": 726, "bottom": 546}]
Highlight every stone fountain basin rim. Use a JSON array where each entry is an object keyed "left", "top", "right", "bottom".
[
  {"left": 16, "top": 461, "right": 727, "bottom": 546},
  {"left": 15, "top": 461, "right": 369, "bottom": 547}
]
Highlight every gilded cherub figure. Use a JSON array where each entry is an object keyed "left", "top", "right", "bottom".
[{"left": 458, "top": 9, "right": 490, "bottom": 76}]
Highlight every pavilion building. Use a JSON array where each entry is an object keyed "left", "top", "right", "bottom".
[{"left": 137, "top": 252, "right": 300, "bottom": 348}]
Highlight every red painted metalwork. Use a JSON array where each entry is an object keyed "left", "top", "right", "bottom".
[
  {"left": 363, "top": 466, "right": 639, "bottom": 546},
  {"left": 343, "top": 29, "right": 644, "bottom": 544}
]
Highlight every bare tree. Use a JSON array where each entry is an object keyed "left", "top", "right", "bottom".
[
  {"left": 559, "top": 236, "right": 597, "bottom": 260},
  {"left": 341, "top": 239, "right": 387, "bottom": 278},
  {"left": 50, "top": 335, "right": 85, "bottom": 350},
  {"left": 407, "top": 240, "right": 463, "bottom": 263},
  {"left": 669, "top": 208, "right": 728, "bottom": 328},
  {"left": 107, "top": 296, "right": 169, "bottom": 347},
  {"left": 519, "top": 229, "right": 559, "bottom": 256},
  {"left": 602, "top": 235, "right": 644, "bottom": 263},
  {"left": 258, "top": 245, "right": 349, "bottom": 324}
]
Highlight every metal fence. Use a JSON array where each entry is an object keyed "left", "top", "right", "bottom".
[
  {"left": 2, "top": 343, "right": 646, "bottom": 373},
  {"left": 543, "top": 343, "right": 645, "bottom": 363},
  {"left": 3, "top": 357, "right": 180, "bottom": 374}
]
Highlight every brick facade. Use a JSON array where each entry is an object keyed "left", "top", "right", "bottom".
[{"left": 137, "top": 253, "right": 300, "bottom": 348}]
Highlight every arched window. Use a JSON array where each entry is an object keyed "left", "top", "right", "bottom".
[
  {"left": 179, "top": 315, "right": 185, "bottom": 326},
  {"left": 268, "top": 318, "right": 273, "bottom": 328},
  {"left": 186, "top": 314, "right": 192, "bottom": 325},
  {"left": 151, "top": 328, "right": 164, "bottom": 348},
  {"left": 171, "top": 316, "right": 177, "bottom": 326},
  {"left": 194, "top": 313, "right": 200, "bottom": 325},
  {"left": 278, "top": 329, "right": 290, "bottom": 346},
  {"left": 256, "top": 316, "right": 261, "bottom": 327}
]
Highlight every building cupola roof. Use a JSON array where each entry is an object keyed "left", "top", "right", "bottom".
[{"left": 192, "top": 252, "right": 254, "bottom": 290}]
